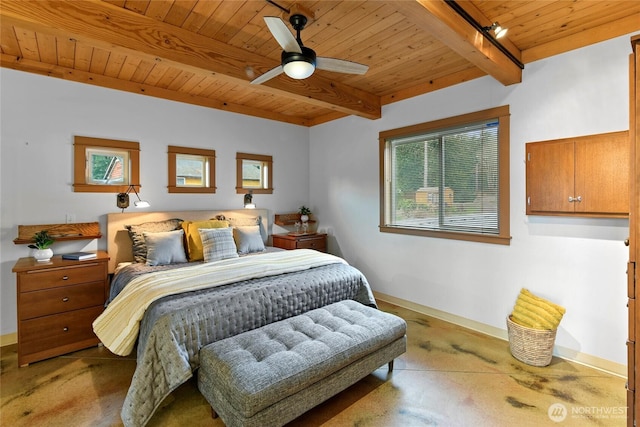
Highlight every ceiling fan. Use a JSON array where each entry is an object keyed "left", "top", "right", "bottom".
[{"left": 251, "top": 14, "right": 369, "bottom": 85}]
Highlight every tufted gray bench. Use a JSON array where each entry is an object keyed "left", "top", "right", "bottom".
[{"left": 197, "top": 299, "right": 406, "bottom": 427}]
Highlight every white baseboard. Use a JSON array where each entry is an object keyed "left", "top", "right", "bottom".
[
  {"left": 0, "top": 333, "right": 17, "bottom": 347},
  {"left": 374, "top": 291, "right": 627, "bottom": 378}
]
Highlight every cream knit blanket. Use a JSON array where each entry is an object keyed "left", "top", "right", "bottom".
[{"left": 93, "top": 249, "right": 347, "bottom": 356}]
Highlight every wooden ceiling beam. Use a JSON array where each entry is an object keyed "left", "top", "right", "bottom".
[
  {"left": 395, "top": 0, "right": 522, "bottom": 86},
  {"left": 0, "top": 0, "right": 381, "bottom": 120}
]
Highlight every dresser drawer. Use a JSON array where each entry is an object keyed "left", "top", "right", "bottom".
[
  {"left": 19, "top": 282, "right": 105, "bottom": 320},
  {"left": 19, "top": 263, "right": 105, "bottom": 292},
  {"left": 19, "top": 306, "right": 103, "bottom": 356},
  {"left": 272, "top": 233, "right": 327, "bottom": 252},
  {"left": 296, "top": 237, "right": 326, "bottom": 251}
]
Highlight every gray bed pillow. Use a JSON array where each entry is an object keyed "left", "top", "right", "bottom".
[
  {"left": 144, "top": 229, "right": 188, "bottom": 266},
  {"left": 226, "top": 215, "right": 262, "bottom": 232},
  {"left": 125, "top": 218, "right": 183, "bottom": 263},
  {"left": 225, "top": 216, "right": 261, "bottom": 227},
  {"left": 199, "top": 227, "right": 239, "bottom": 262},
  {"left": 226, "top": 215, "right": 265, "bottom": 244},
  {"left": 233, "top": 225, "right": 266, "bottom": 255}
]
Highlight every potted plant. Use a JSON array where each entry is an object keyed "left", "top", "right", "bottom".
[
  {"left": 29, "top": 230, "right": 55, "bottom": 262},
  {"left": 299, "top": 206, "right": 312, "bottom": 223}
]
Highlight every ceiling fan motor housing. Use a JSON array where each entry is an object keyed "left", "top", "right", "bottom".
[{"left": 282, "top": 46, "right": 316, "bottom": 67}]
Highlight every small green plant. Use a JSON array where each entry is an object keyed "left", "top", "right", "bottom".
[
  {"left": 299, "top": 206, "right": 312, "bottom": 216},
  {"left": 28, "top": 230, "right": 55, "bottom": 250}
]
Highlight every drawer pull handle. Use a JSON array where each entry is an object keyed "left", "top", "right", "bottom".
[
  {"left": 62, "top": 276, "right": 69, "bottom": 280},
  {"left": 62, "top": 297, "right": 69, "bottom": 302},
  {"left": 63, "top": 327, "right": 69, "bottom": 332}
]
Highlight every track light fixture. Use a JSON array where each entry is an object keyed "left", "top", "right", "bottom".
[
  {"left": 445, "top": 0, "right": 523, "bottom": 70},
  {"left": 483, "top": 22, "right": 507, "bottom": 39}
]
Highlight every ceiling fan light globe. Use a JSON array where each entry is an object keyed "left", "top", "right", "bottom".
[
  {"left": 283, "top": 61, "right": 315, "bottom": 79},
  {"left": 282, "top": 47, "right": 316, "bottom": 79}
]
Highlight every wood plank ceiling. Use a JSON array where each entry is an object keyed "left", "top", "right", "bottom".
[{"left": 1, "top": 0, "right": 639, "bottom": 127}]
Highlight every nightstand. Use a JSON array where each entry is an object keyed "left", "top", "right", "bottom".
[
  {"left": 12, "top": 251, "right": 109, "bottom": 366},
  {"left": 272, "top": 233, "right": 327, "bottom": 252}
]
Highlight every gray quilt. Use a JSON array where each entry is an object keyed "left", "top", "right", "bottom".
[{"left": 115, "top": 262, "right": 376, "bottom": 427}]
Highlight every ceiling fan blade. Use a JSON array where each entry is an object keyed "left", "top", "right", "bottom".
[
  {"left": 250, "top": 65, "right": 284, "bottom": 85},
  {"left": 264, "top": 16, "right": 301, "bottom": 53},
  {"left": 316, "top": 57, "right": 369, "bottom": 75}
]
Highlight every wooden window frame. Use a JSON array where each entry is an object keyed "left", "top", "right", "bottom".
[
  {"left": 379, "top": 105, "right": 511, "bottom": 245},
  {"left": 236, "top": 152, "right": 273, "bottom": 194},
  {"left": 73, "top": 136, "right": 140, "bottom": 193},
  {"left": 168, "top": 145, "right": 216, "bottom": 194}
]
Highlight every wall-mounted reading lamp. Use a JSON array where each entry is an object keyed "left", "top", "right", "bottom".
[
  {"left": 117, "top": 185, "right": 150, "bottom": 212},
  {"left": 244, "top": 191, "right": 256, "bottom": 209}
]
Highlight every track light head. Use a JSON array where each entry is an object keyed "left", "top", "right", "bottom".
[{"left": 483, "top": 22, "right": 507, "bottom": 39}]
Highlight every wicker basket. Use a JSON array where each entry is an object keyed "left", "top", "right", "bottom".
[{"left": 506, "top": 315, "right": 557, "bottom": 367}]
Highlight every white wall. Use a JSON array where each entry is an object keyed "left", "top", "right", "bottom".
[
  {"left": 309, "top": 34, "right": 634, "bottom": 368},
  {"left": 0, "top": 68, "right": 310, "bottom": 337},
  {"left": 1, "top": 33, "right": 634, "bottom": 369}
]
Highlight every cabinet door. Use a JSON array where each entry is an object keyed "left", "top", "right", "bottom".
[
  {"left": 574, "top": 132, "right": 629, "bottom": 215},
  {"left": 526, "top": 141, "right": 575, "bottom": 214}
]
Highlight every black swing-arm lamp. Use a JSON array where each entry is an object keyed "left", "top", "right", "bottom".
[{"left": 116, "top": 185, "right": 150, "bottom": 212}]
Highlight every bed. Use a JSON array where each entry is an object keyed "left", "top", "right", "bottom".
[{"left": 99, "top": 209, "right": 377, "bottom": 427}]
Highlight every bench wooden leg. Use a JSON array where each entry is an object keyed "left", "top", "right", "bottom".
[{"left": 388, "top": 360, "right": 394, "bottom": 372}]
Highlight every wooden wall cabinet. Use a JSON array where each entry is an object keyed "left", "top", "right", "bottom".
[{"left": 526, "top": 131, "right": 629, "bottom": 217}]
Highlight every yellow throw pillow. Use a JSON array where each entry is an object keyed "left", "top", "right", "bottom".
[
  {"left": 511, "top": 288, "right": 566, "bottom": 330},
  {"left": 182, "top": 220, "right": 229, "bottom": 261}
]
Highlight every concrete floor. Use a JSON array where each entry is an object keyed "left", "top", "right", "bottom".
[{"left": 1, "top": 300, "right": 627, "bottom": 427}]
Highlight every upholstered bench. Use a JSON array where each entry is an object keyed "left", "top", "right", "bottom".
[{"left": 197, "top": 299, "right": 407, "bottom": 427}]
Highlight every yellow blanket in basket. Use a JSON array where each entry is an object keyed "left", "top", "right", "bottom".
[{"left": 511, "top": 288, "right": 565, "bottom": 330}]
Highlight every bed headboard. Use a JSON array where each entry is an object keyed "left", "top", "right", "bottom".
[{"left": 106, "top": 209, "right": 270, "bottom": 274}]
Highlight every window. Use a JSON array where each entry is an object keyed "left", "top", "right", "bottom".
[
  {"left": 168, "top": 146, "right": 216, "bottom": 193},
  {"left": 85, "top": 147, "right": 129, "bottom": 185},
  {"left": 74, "top": 136, "right": 140, "bottom": 193},
  {"left": 236, "top": 152, "right": 273, "bottom": 194},
  {"left": 379, "top": 106, "right": 511, "bottom": 245}
]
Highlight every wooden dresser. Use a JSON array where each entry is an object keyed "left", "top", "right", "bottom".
[
  {"left": 12, "top": 251, "right": 109, "bottom": 366},
  {"left": 272, "top": 233, "right": 327, "bottom": 252}
]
